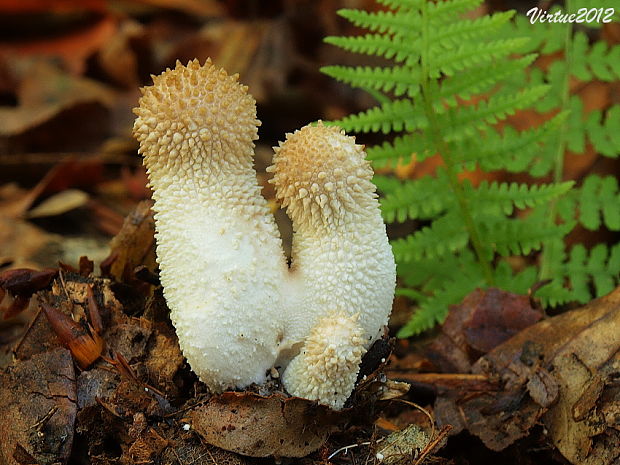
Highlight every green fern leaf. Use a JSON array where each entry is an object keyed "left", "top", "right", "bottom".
[
  {"left": 398, "top": 265, "right": 484, "bottom": 336},
  {"left": 337, "top": 8, "right": 420, "bottom": 36},
  {"left": 333, "top": 99, "right": 427, "bottom": 134},
  {"left": 437, "top": 55, "right": 536, "bottom": 105},
  {"left": 380, "top": 172, "right": 452, "bottom": 222},
  {"left": 430, "top": 39, "right": 529, "bottom": 77},
  {"left": 585, "top": 105, "right": 620, "bottom": 157},
  {"left": 366, "top": 133, "right": 435, "bottom": 167},
  {"left": 559, "top": 175, "right": 620, "bottom": 231},
  {"left": 321, "top": 65, "right": 421, "bottom": 97},
  {"left": 429, "top": 11, "right": 515, "bottom": 50},
  {"left": 466, "top": 180, "right": 574, "bottom": 216},
  {"left": 478, "top": 216, "right": 572, "bottom": 256},
  {"left": 537, "top": 243, "right": 620, "bottom": 305},
  {"left": 391, "top": 213, "right": 469, "bottom": 262},
  {"left": 437, "top": 86, "right": 549, "bottom": 143},
  {"left": 324, "top": 34, "right": 420, "bottom": 64}
]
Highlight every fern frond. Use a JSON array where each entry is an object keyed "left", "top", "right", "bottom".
[
  {"left": 391, "top": 213, "right": 469, "bottom": 262},
  {"left": 324, "top": 34, "right": 419, "bottom": 64},
  {"left": 429, "top": 11, "right": 515, "bottom": 50},
  {"left": 398, "top": 260, "right": 485, "bottom": 336},
  {"left": 456, "top": 114, "right": 565, "bottom": 174},
  {"left": 537, "top": 243, "right": 620, "bottom": 306},
  {"left": 498, "top": 10, "right": 565, "bottom": 54},
  {"left": 466, "top": 180, "right": 574, "bottom": 216},
  {"left": 380, "top": 172, "right": 451, "bottom": 222},
  {"left": 437, "top": 55, "right": 536, "bottom": 105},
  {"left": 437, "top": 86, "right": 549, "bottom": 142},
  {"left": 366, "top": 133, "right": 435, "bottom": 167},
  {"left": 333, "top": 99, "right": 427, "bottom": 134},
  {"left": 376, "top": 0, "right": 425, "bottom": 10},
  {"left": 321, "top": 65, "right": 421, "bottom": 97},
  {"left": 585, "top": 105, "right": 620, "bottom": 157},
  {"left": 430, "top": 38, "right": 529, "bottom": 77},
  {"left": 493, "top": 262, "right": 538, "bottom": 294},
  {"left": 572, "top": 31, "right": 620, "bottom": 81},
  {"left": 558, "top": 175, "right": 620, "bottom": 230},
  {"left": 337, "top": 8, "right": 420, "bottom": 36},
  {"left": 478, "top": 216, "right": 572, "bottom": 256},
  {"left": 427, "top": 0, "right": 482, "bottom": 19}
]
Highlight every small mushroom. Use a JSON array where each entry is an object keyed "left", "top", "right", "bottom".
[{"left": 133, "top": 59, "right": 395, "bottom": 409}]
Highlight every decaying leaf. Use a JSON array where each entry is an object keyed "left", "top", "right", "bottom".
[
  {"left": 426, "top": 288, "right": 542, "bottom": 373},
  {"left": 0, "top": 60, "right": 115, "bottom": 137},
  {"left": 189, "top": 392, "right": 341, "bottom": 458},
  {"left": 427, "top": 287, "right": 620, "bottom": 465}
]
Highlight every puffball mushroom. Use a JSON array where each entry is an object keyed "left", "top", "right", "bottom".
[{"left": 133, "top": 59, "right": 395, "bottom": 410}]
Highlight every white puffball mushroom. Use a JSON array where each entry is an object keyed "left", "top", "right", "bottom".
[
  {"left": 133, "top": 59, "right": 396, "bottom": 409},
  {"left": 133, "top": 59, "right": 288, "bottom": 392}
]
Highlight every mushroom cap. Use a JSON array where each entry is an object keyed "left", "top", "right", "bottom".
[
  {"left": 133, "top": 58, "right": 260, "bottom": 182},
  {"left": 269, "top": 122, "right": 377, "bottom": 229}
]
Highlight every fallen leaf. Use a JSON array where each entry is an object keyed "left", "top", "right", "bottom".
[
  {"left": 132, "top": 0, "right": 224, "bottom": 17},
  {"left": 0, "top": 60, "right": 116, "bottom": 137},
  {"left": 26, "top": 189, "right": 90, "bottom": 218},
  {"left": 0, "top": 15, "right": 117, "bottom": 74},
  {"left": 190, "top": 392, "right": 341, "bottom": 457},
  {"left": 426, "top": 288, "right": 542, "bottom": 373},
  {"left": 426, "top": 287, "right": 620, "bottom": 464}
]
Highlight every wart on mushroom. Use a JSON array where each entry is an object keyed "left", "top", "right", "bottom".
[{"left": 133, "top": 59, "right": 395, "bottom": 410}]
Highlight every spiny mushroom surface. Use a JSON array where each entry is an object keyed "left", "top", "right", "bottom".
[{"left": 133, "top": 59, "right": 395, "bottom": 409}]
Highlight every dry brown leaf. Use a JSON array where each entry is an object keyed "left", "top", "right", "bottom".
[
  {"left": 190, "top": 392, "right": 341, "bottom": 458},
  {"left": 426, "top": 288, "right": 542, "bottom": 373},
  {"left": 26, "top": 189, "right": 90, "bottom": 218},
  {"left": 0, "top": 60, "right": 116, "bottom": 137},
  {"left": 130, "top": 0, "right": 224, "bottom": 17},
  {"left": 0, "top": 14, "right": 116, "bottom": 74},
  {"left": 96, "top": 19, "right": 145, "bottom": 88},
  {"left": 429, "top": 287, "right": 620, "bottom": 464}
]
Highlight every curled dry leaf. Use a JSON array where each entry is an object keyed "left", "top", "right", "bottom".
[
  {"left": 0, "top": 267, "right": 57, "bottom": 319},
  {"left": 0, "top": 268, "right": 57, "bottom": 296},
  {"left": 189, "top": 392, "right": 341, "bottom": 458},
  {"left": 41, "top": 303, "right": 104, "bottom": 369}
]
